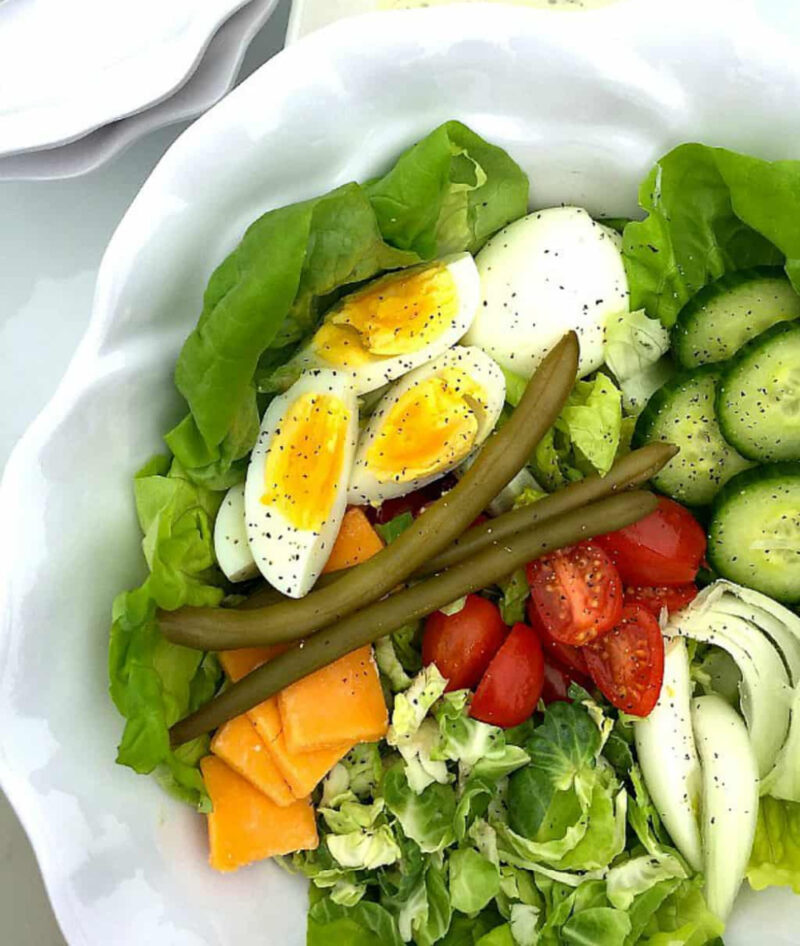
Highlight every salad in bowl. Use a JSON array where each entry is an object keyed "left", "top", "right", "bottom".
[{"left": 109, "top": 119, "right": 800, "bottom": 945}]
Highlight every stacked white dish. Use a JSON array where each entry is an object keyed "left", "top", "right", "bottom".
[{"left": 0, "top": 0, "right": 279, "bottom": 180}]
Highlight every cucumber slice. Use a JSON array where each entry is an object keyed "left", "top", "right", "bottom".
[
  {"left": 632, "top": 365, "right": 752, "bottom": 506},
  {"left": 708, "top": 463, "right": 800, "bottom": 604},
  {"left": 691, "top": 694, "right": 759, "bottom": 922},
  {"left": 672, "top": 267, "right": 800, "bottom": 368},
  {"left": 716, "top": 320, "right": 800, "bottom": 462}
]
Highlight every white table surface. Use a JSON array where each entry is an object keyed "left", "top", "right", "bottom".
[{"left": 0, "top": 3, "right": 290, "bottom": 942}]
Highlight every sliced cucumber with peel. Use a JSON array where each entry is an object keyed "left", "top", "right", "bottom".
[
  {"left": 708, "top": 463, "right": 800, "bottom": 604},
  {"left": 672, "top": 267, "right": 800, "bottom": 368},
  {"left": 632, "top": 365, "right": 752, "bottom": 506},
  {"left": 716, "top": 320, "right": 800, "bottom": 462}
]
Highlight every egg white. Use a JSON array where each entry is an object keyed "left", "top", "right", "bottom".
[
  {"left": 463, "top": 206, "right": 629, "bottom": 378},
  {"left": 213, "top": 482, "right": 259, "bottom": 583},
  {"left": 244, "top": 370, "right": 358, "bottom": 598},
  {"left": 348, "top": 346, "right": 506, "bottom": 505},
  {"left": 284, "top": 252, "right": 481, "bottom": 395}
]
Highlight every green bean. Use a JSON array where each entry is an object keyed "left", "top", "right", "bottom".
[
  {"left": 159, "top": 332, "right": 579, "bottom": 648},
  {"left": 229, "top": 441, "right": 676, "bottom": 612},
  {"left": 169, "top": 489, "right": 657, "bottom": 745},
  {"left": 416, "top": 442, "right": 678, "bottom": 576}
]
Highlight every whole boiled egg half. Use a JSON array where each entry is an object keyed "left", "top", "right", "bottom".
[
  {"left": 283, "top": 253, "right": 480, "bottom": 395},
  {"left": 243, "top": 369, "right": 358, "bottom": 598},
  {"left": 348, "top": 346, "right": 505, "bottom": 505},
  {"left": 463, "top": 206, "right": 629, "bottom": 378}
]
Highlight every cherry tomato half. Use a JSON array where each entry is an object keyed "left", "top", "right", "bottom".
[
  {"left": 422, "top": 595, "right": 507, "bottom": 691},
  {"left": 594, "top": 497, "right": 706, "bottom": 586},
  {"left": 527, "top": 598, "right": 589, "bottom": 676},
  {"left": 583, "top": 603, "right": 665, "bottom": 717},
  {"left": 624, "top": 584, "right": 698, "bottom": 618},
  {"left": 526, "top": 543, "right": 623, "bottom": 646},
  {"left": 541, "top": 658, "right": 585, "bottom": 704},
  {"left": 470, "top": 623, "right": 544, "bottom": 727}
]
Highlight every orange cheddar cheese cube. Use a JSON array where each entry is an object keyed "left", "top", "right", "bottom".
[
  {"left": 200, "top": 756, "right": 318, "bottom": 872},
  {"left": 322, "top": 506, "right": 384, "bottom": 573},
  {"left": 210, "top": 714, "right": 294, "bottom": 807},
  {"left": 279, "top": 645, "right": 388, "bottom": 754}
]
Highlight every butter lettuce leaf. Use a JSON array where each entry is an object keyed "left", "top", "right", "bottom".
[
  {"left": 109, "top": 458, "right": 225, "bottom": 808},
  {"left": 747, "top": 795, "right": 800, "bottom": 894},
  {"left": 621, "top": 143, "right": 800, "bottom": 327},
  {"left": 308, "top": 896, "right": 405, "bottom": 946}
]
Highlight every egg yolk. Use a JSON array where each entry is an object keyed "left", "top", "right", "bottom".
[
  {"left": 261, "top": 392, "right": 351, "bottom": 532},
  {"left": 312, "top": 263, "right": 458, "bottom": 368},
  {"left": 366, "top": 368, "right": 487, "bottom": 483}
]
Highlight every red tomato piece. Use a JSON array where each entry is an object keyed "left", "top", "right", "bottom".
[
  {"left": 583, "top": 603, "right": 665, "bottom": 717},
  {"left": 422, "top": 595, "right": 507, "bottom": 692},
  {"left": 594, "top": 497, "right": 706, "bottom": 586},
  {"left": 624, "top": 584, "right": 698, "bottom": 618},
  {"left": 526, "top": 543, "right": 623, "bottom": 646},
  {"left": 372, "top": 476, "right": 458, "bottom": 525},
  {"left": 470, "top": 623, "right": 544, "bottom": 727},
  {"left": 541, "top": 659, "right": 583, "bottom": 704},
  {"left": 526, "top": 598, "right": 590, "bottom": 676}
]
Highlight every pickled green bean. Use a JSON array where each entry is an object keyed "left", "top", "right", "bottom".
[
  {"left": 416, "top": 442, "right": 677, "bottom": 576},
  {"left": 169, "top": 489, "right": 657, "bottom": 745}
]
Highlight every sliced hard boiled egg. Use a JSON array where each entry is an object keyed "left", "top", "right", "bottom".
[
  {"left": 244, "top": 370, "right": 358, "bottom": 598},
  {"left": 463, "top": 206, "right": 629, "bottom": 378},
  {"left": 348, "top": 346, "right": 505, "bottom": 505},
  {"left": 284, "top": 253, "right": 480, "bottom": 395},
  {"left": 214, "top": 482, "right": 259, "bottom": 583}
]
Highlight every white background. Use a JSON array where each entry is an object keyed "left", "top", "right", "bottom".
[{"left": 0, "top": 3, "right": 290, "bottom": 941}]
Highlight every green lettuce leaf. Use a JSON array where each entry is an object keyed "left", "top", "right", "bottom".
[
  {"left": 367, "top": 121, "right": 529, "bottom": 258},
  {"left": 388, "top": 664, "right": 448, "bottom": 740},
  {"left": 499, "top": 703, "right": 627, "bottom": 878},
  {"left": 395, "top": 859, "right": 453, "bottom": 946},
  {"left": 622, "top": 143, "right": 800, "bottom": 327},
  {"left": 108, "top": 458, "right": 225, "bottom": 808},
  {"left": 556, "top": 374, "right": 623, "bottom": 478},
  {"left": 605, "top": 853, "right": 687, "bottom": 911},
  {"left": 637, "top": 876, "right": 724, "bottom": 945},
  {"left": 450, "top": 848, "right": 501, "bottom": 914},
  {"left": 747, "top": 795, "right": 800, "bottom": 894},
  {"left": 375, "top": 636, "right": 414, "bottom": 692},
  {"left": 498, "top": 568, "right": 530, "bottom": 625},
  {"left": 603, "top": 309, "right": 673, "bottom": 414},
  {"left": 326, "top": 825, "right": 402, "bottom": 871},
  {"left": 440, "top": 910, "right": 506, "bottom": 946},
  {"left": 169, "top": 121, "right": 527, "bottom": 484},
  {"left": 506, "top": 371, "right": 624, "bottom": 490},
  {"left": 561, "top": 907, "right": 631, "bottom": 946},
  {"left": 383, "top": 765, "right": 456, "bottom": 853},
  {"left": 308, "top": 896, "right": 405, "bottom": 946},
  {"left": 375, "top": 511, "right": 415, "bottom": 545}
]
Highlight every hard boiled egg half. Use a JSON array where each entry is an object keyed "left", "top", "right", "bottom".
[
  {"left": 464, "top": 206, "right": 629, "bottom": 378},
  {"left": 348, "top": 346, "right": 505, "bottom": 504},
  {"left": 283, "top": 253, "right": 480, "bottom": 395},
  {"left": 244, "top": 369, "right": 358, "bottom": 598}
]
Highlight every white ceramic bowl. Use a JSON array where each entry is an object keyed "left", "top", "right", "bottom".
[
  {"left": 0, "top": 0, "right": 250, "bottom": 157},
  {"left": 2, "top": 2, "right": 800, "bottom": 943},
  {"left": 0, "top": 0, "right": 280, "bottom": 181}
]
